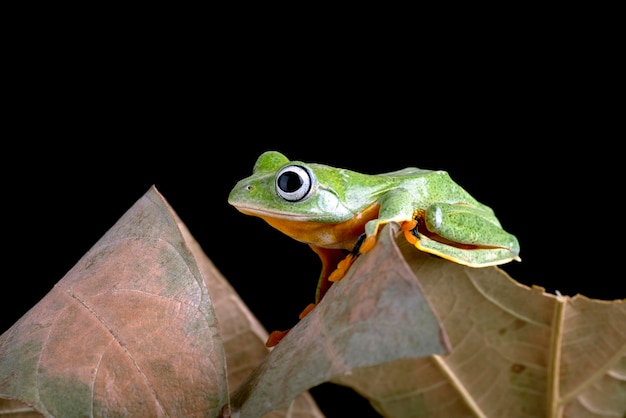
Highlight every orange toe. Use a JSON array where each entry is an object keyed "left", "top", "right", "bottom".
[
  {"left": 266, "top": 329, "right": 290, "bottom": 347},
  {"left": 328, "top": 268, "right": 346, "bottom": 282},
  {"left": 404, "top": 228, "right": 418, "bottom": 245},
  {"left": 299, "top": 303, "right": 316, "bottom": 319},
  {"left": 337, "top": 254, "right": 355, "bottom": 270},
  {"left": 402, "top": 220, "right": 418, "bottom": 245},
  {"left": 401, "top": 219, "right": 418, "bottom": 231},
  {"left": 359, "top": 235, "right": 377, "bottom": 253},
  {"left": 328, "top": 254, "right": 355, "bottom": 282}
]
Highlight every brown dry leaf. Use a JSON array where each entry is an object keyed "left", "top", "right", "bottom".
[
  {"left": 0, "top": 187, "right": 227, "bottom": 417},
  {"left": 4, "top": 185, "right": 622, "bottom": 418},
  {"left": 332, "top": 232, "right": 626, "bottom": 417},
  {"left": 229, "top": 224, "right": 450, "bottom": 417},
  {"left": 0, "top": 186, "right": 325, "bottom": 418},
  {"left": 173, "top": 209, "right": 324, "bottom": 418}
]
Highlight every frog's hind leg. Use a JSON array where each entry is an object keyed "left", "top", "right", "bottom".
[
  {"left": 415, "top": 235, "right": 520, "bottom": 267},
  {"left": 405, "top": 203, "right": 521, "bottom": 267}
]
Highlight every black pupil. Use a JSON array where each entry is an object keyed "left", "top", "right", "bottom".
[{"left": 278, "top": 171, "right": 303, "bottom": 192}]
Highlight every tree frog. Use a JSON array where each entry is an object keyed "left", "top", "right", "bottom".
[{"left": 228, "top": 151, "right": 520, "bottom": 346}]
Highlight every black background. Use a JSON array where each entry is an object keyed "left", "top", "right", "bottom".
[{"left": 3, "top": 16, "right": 623, "bottom": 417}]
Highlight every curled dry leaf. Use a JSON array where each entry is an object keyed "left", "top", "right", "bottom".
[
  {"left": 3, "top": 185, "right": 623, "bottom": 418},
  {"left": 332, "top": 235, "right": 626, "bottom": 417},
  {"left": 0, "top": 187, "right": 228, "bottom": 417},
  {"left": 228, "top": 224, "right": 450, "bottom": 417},
  {"left": 173, "top": 208, "right": 324, "bottom": 418},
  {"left": 0, "top": 186, "right": 324, "bottom": 418}
]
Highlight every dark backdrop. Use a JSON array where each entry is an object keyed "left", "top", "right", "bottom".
[{"left": 3, "top": 24, "right": 622, "bottom": 417}]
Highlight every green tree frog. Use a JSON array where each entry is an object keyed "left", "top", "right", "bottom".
[{"left": 228, "top": 151, "right": 520, "bottom": 346}]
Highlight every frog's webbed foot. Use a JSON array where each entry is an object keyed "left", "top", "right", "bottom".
[
  {"left": 330, "top": 216, "right": 414, "bottom": 282},
  {"left": 327, "top": 252, "right": 357, "bottom": 282},
  {"left": 327, "top": 232, "right": 371, "bottom": 282},
  {"left": 358, "top": 232, "right": 377, "bottom": 254},
  {"left": 401, "top": 219, "right": 419, "bottom": 245}
]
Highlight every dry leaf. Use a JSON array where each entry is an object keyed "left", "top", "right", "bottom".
[
  {"left": 0, "top": 186, "right": 325, "bottom": 418},
  {"left": 173, "top": 207, "right": 324, "bottom": 418},
  {"left": 228, "top": 224, "right": 450, "bottom": 417},
  {"left": 3, "top": 185, "right": 623, "bottom": 418},
  {"left": 0, "top": 187, "right": 228, "bottom": 417},
  {"left": 332, "top": 232, "right": 626, "bottom": 417}
]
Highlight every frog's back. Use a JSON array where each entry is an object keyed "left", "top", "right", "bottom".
[
  {"left": 379, "top": 167, "right": 435, "bottom": 177},
  {"left": 376, "top": 167, "right": 487, "bottom": 209}
]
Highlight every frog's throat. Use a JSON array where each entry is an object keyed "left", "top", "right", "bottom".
[{"left": 251, "top": 202, "right": 380, "bottom": 250}]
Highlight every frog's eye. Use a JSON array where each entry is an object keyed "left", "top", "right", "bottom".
[{"left": 275, "top": 165, "right": 315, "bottom": 202}]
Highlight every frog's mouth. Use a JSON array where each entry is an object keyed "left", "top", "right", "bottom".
[
  {"left": 233, "top": 205, "right": 331, "bottom": 222},
  {"left": 233, "top": 202, "right": 381, "bottom": 251}
]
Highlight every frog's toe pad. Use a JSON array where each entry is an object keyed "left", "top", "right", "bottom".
[
  {"left": 403, "top": 229, "right": 418, "bottom": 245},
  {"left": 401, "top": 219, "right": 418, "bottom": 231},
  {"left": 401, "top": 220, "right": 419, "bottom": 245},
  {"left": 359, "top": 235, "right": 377, "bottom": 253},
  {"left": 266, "top": 329, "right": 291, "bottom": 347},
  {"left": 328, "top": 254, "right": 356, "bottom": 282},
  {"left": 328, "top": 269, "right": 345, "bottom": 282},
  {"left": 299, "top": 303, "right": 316, "bottom": 319}
]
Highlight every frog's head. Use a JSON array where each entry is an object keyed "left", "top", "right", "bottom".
[{"left": 228, "top": 151, "right": 357, "bottom": 222}]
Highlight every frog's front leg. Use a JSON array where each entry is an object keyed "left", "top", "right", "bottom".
[
  {"left": 324, "top": 189, "right": 415, "bottom": 284},
  {"left": 359, "top": 188, "right": 416, "bottom": 253},
  {"left": 409, "top": 202, "right": 521, "bottom": 267}
]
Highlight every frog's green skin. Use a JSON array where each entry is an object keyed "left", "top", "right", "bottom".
[{"left": 229, "top": 151, "right": 520, "bottom": 301}]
